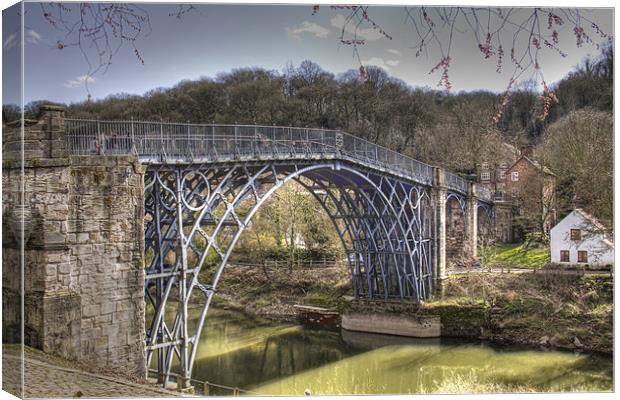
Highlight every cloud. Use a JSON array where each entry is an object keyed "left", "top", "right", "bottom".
[
  {"left": 330, "top": 14, "right": 384, "bottom": 41},
  {"left": 25, "top": 29, "right": 41, "bottom": 45},
  {"left": 3, "top": 29, "right": 42, "bottom": 50},
  {"left": 361, "top": 57, "right": 401, "bottom": 70},
  {"left": 286, "top": 21, "right": 330, "bottom": 40},
  {"left": 362, "top": 57, "right": 391, "bottom": 70},
  {"left": 63, "top": 75, "right": 96, "bottom": 88},
  {"left": 387, "top": 48, "right": 402, "bottom": 56},
  {"left": 3, "top": 33, "right": 18, "bottom": 50}
]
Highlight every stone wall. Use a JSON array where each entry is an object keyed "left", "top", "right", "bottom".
[
  {"left": 2, "top": 106, "right": 146, "bottom": 379},
  {"left": 493, "top": 203, "right": 513, "bottom": 243},
  {"left": 445, "top": 198, "right": 468, "bottom": 266}
]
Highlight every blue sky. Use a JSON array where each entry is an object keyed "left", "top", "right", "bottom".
[{"left": 2, "top": 3, "right": 614, "bottom": 105}]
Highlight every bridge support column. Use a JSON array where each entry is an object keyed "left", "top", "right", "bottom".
[
  {"left": 432, "top": 168, "right": 447, "bottom": 286},
  {"left": 467, "top": 183, "right": 478, "bottom": 259},
  {"left": 2, "top": 106, "right": 146, "bottom": 379}
]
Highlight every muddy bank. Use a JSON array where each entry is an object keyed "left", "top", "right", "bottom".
[{"left": 212, "top": 266, "right": 613, "bottom": 355}]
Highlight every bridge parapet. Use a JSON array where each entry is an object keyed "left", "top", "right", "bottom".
[
  {"left": 476, "top": 185, "right": 494, "bottom": 203},
  {"left": 444, "top": 171, "right": 469, "bottom": 194},
  {"left": 65, "top": 119, "right": 435, "bottom": 186}
]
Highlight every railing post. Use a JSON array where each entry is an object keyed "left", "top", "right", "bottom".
[
  {"left": 234, "top": 125, "right": 239, "bottom": 158},
  {"left": 212, "top": 124, "right": 215, "bottom": 160},
  {"left": 160, "top": 118, "right": 164, "bottom": 162},
  {"left": 97, "top": 117, "right": 103, "bottom": 155},
  {"left": 187, "top": 121, "right": 191, "bottom": 159},
  {"left": 254, "top": 126, "right": 258, "bottom": 157},
  {"left": 130, "top": 117, "right": 135, "bottom": 155}
]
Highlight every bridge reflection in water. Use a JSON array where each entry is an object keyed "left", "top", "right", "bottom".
[
  {"left": 178, "top": 307, "right": 613, "bottom": 395},
  {"left": 66, "top": 119, "right": 495, "bottom": 389}
]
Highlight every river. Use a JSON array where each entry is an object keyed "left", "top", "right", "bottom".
[{"left": 173, "top": 305, "right": 613, "bottom": 395}]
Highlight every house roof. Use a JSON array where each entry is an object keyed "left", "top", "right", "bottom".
[
  {"left": 507, "top": 155, "right": 556, "bottom": 176},
  {"left": 523, "top": 156, "right": 556, "bottom": 176},
  {"left": 574, "top": 208, "right": 608, "bottom": 232},
  {"left": 570, "top": 208, "right": 614, "bottom": 246}
]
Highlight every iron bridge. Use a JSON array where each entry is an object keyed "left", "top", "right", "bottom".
[{"left": 65, "top": 118, "right": 494, "bottom": 389}]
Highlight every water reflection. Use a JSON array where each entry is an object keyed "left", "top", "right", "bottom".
[{"left": 183, "top": 306, "right": 612, "bottom": 395}]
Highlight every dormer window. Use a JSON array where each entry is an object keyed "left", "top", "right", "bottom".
[
  {"left": 500, "top": 162, "right": 508, "bottom": 169},
  {"left": 481, "top": 162, "right": 489, "bottom": 170}
]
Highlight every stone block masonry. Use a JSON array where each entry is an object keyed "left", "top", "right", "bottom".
[{"left": 2, "top": 106, "right": 147, "bottom": 379}]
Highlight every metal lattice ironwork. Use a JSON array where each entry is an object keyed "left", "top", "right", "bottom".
[{"left": 142, "top": 161, "right": 435, "bottom": 387}]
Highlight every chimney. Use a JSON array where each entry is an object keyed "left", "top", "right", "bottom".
[{"left": 520, "top": 145, "right": 534, "bottom": 159}]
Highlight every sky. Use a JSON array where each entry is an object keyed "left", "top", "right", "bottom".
[{"left": 2, "top": 2, "right": 615, "bottom": 105}]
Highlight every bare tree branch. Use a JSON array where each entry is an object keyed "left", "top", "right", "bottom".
[{"left": 317, "top": 5, "right": 612, "bottom": 121}]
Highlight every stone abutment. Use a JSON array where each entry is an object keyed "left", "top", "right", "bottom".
[{"left": 2, "top": 106, "right": 147, "bottom": 379}]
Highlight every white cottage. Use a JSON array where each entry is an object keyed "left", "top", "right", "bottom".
[{"left": 550, "top": 209, "right": 614, "bottom": 267}]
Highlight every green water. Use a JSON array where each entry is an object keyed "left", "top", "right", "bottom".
[{"left": 181, "top": 306, "right": 613, "bottom": 395}]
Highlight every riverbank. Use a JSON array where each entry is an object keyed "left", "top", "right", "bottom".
[
  {"left": 213, "top": 263, "right": 351, "bottom": 321},
  {"left": 214, "top": 265, "right": 613, "bottom": 355}
]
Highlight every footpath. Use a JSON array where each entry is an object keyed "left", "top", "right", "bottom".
[{"left": 2, "top": 345, "right": 179, "bottom": 398}]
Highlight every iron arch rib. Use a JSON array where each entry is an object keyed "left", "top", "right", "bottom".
[{"left": 144, "top": 160, "right": 437, "bottom": 387}]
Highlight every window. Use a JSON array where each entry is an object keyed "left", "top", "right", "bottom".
[
  {"left": 570, "top": 229, "right": 581, "bottom": 241},
  {"left": 560, "top": 250, "right": 570, "bottom": 262},
  {"left": 511, "top": 187, "right": 518, "bottom": 198},
  {"left": 577, "top": 251, "right": 588, "bottom": 263},
  {"left": 482, "top": 162, "right": 489, "bottom": 170},
  {"left": 500, "top": 162, "right": 508, "bottom": 169},
  {"left": 511, "top": 171, "right": 519, "bottom": 181},
  {"left": 499, "top": 171, "right": 506, "bottom": 180},
  {"left": 481, "top": 171, "right": 490, "bottom": 181}
]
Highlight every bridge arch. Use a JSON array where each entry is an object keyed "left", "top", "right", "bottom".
[{"left": 143, "top": 160, "right": 434, "bottom": 384}]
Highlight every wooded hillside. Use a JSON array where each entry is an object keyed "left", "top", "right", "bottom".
[{"left": 4, "top": 47, "right": 612, "bottom": 227}]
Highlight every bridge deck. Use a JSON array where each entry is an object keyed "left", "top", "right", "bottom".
[{"left": 64, "top": 118, "right": 487, "bottom": 198}]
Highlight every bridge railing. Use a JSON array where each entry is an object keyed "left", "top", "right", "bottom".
[
  {"left": 476, "top": 185, "right": 494, "bottom": 203},
  {"left": 65, "top": 119, "right": 435, "bottom": 185},
  {"left": 445, "top": 171, "right": 469, "bottom": 194}
]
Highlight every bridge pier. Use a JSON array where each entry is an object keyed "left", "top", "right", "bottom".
[
  {"left": 2, "top": 106, "right": 147, "bottom": 379},
  {"left": 433, "top": 169, "right": 482, "bottom": 287},
  {"left": 432, "top": 168, "right": 448, "bottom": 285},
  {"left": 467, "top": 182, "right": 478, "bottom": 259}
]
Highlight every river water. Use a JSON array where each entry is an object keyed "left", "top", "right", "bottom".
[{"left": 179, "top": 305, "right": 612, "bottom": 395}]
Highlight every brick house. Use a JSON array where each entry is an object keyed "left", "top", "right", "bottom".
[
  {"left": 504, "top": 147, "right": 557, "bottom": 236},
  {"left": 477, "top": 143, "right": 520, "bottom": 201}
]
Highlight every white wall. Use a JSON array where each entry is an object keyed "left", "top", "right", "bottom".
[{"left": 550, "top": 211, "right": 614, "bottom": 267}]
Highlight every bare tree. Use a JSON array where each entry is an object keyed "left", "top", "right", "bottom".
[
  {"left": 318, "top": 5, "right": 612, "bottom": 120},
  {"left": 540, "top": 109, "right": 613, "bottom": 228}
]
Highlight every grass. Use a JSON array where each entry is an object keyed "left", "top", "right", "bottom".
[{"left": 482, "top": 243, "right": 550, "bottom": 269}]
